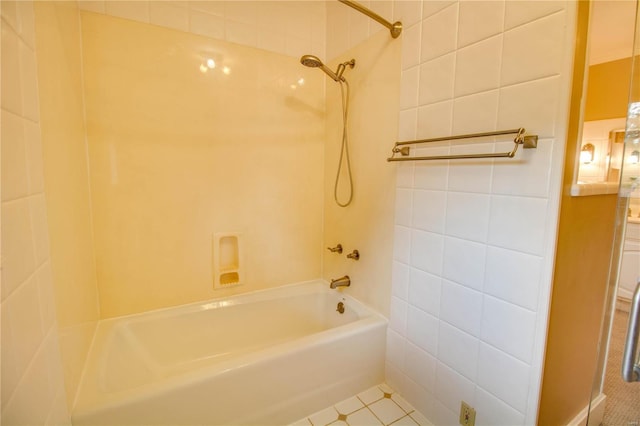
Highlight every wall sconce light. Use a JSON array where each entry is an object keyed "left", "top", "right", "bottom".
[
  {"left": 630, "top": 150, "right": 640, "bottom": 164},
  {"left": 580, "top": 143, "right": 595, "bottom": 164}
]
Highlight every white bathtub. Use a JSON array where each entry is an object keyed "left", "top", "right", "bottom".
[{"left": 72, "top": 280, "right": 387, "bottom": 425}]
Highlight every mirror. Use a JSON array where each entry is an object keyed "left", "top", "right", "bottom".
[{"left": 573, "top": 0, "right": 637, "bottom": 195}]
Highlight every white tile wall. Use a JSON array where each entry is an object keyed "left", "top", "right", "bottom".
[
  {"left": 78, "top": 1, "right": 326, "bottom": 61},
  {"left": 1, "top": 2, "right": 71, "bottom": 424},
  {"left": 356, "top": 0, "right": 576, "bottom": 424}
]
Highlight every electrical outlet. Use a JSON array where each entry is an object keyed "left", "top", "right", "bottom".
[{"left": 459, "top": 401, "right": 476, "bottom": 426}]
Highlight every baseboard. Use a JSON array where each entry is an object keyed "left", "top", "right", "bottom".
[{"left": 566, "top": 393, "right": 606, "bottom": 426}]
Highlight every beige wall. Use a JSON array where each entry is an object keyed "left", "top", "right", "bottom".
[
  {"left": 81, "top": 12, "right": 326, "bottom": 318},
  {"left": 584, "top": 57, "right": 633, "bottom": 121},
  {"left": 34, "top": 1, "right": 101, "bottom": 408},
  {"left": 1, "top": 1, "right": 70, "bottom": 424},
  {"left": 322, "top": 31, "right": 401, "bottom": 317}
]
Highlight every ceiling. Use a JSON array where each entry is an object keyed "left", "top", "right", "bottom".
[{"left": 589, "top": 0, "right": 638, "bottom": 65}]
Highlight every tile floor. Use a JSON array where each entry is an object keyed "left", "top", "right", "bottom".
[{"left": 291, "top": 383, "right": 431, "bottom": 426}]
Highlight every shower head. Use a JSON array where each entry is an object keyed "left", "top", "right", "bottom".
[
  {"left": 300, "top": 54, "right": 355, "bottom": 82},
  {"left": 300, "top": 54, "right": 323, "bottom": 68}
]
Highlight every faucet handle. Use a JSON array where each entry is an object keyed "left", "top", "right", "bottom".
[
  {"left": 346, "top": 250, "right": 360, "bottom": 260},
  {"left": 327, "top": 244, "right": 343, "bottom": 254}
]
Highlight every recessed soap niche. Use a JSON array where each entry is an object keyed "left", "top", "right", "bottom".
[{"left": 213, "top": 233, "right": 243, "bottom": 289}]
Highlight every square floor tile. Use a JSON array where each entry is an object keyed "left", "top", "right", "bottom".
[
  {"left": 369, "top": 398, "right": 407, "bottom": 425},
  {"left": 335, "top": 396, "right": 364, "bottom": 415},
  {"left": 289, "top": 418, "right": 311, "bottom": 426},
  {"left": 410, "top": 410, "right": 432, "bottom": 426},
  {"left": 309, "top": 407, "right": 339, "bottom": 426},
  {"left": 391, "top": 415, "right": 419, "bottom": 425},
  {"left": 357, "top": 386, "right": 385, "bottom": 405},
  {"left": 347, "top": 407, "right": 383, "bottom": 426}
]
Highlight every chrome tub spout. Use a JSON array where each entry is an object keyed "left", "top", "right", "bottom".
[{"left": 330, "top": 275, "right": 351, "bottom": 289}]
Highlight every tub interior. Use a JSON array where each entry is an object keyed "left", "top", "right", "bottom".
[{"left": 97, "top": 288, "right": 360, "bottom": 393}]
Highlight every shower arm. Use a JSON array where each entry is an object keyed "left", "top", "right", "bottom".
[{"left": 338, "top": 0, "right": 402, "bottom": 39}]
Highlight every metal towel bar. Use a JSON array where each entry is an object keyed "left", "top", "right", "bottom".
[{"left": 387, "top": 128, "right": 539, "bottom": 162}]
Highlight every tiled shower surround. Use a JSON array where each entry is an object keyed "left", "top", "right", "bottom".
[
  {"left": 380, "top": 2, "right": 574, "bottom": 425},
  {"left": 2, "top": 1, "right": 578, "bottom": 424}
]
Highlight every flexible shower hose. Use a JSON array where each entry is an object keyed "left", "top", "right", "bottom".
[{"left": 334, "top": 79, "right": 353, "bottom": 207}]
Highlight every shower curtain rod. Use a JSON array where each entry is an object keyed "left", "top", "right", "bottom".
[
  {"left": 387, "top": 128, "right": 539, "bottom": 162},
  {"left": 338, "top": 0, "right": 402, "bottom": 39}
]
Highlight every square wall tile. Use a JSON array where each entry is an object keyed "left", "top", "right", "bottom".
[
  {"left": 1, "top": 110, "right": 29, "bottom": 201},
  {"left": 412, "top": 189, "right": 446, "bottom": 234},
  {"left": 454, "top": 35, "right": 502, "bottom": 98},
  {"left": 491, "top": 138, "right": 554, "bottom": 198},
  {"left": 488, "top": 195, "right": 548, "bottom": 256},
  {"left": 442, "top": 237, "right": 486, "bottom": 291},
  {"left": 78, "top": 1, "right": 106, "bottom": 14},
  {"left": 149, "top": 2, "right": 188, "bottom": 32},
  {"left": 452, "top": 90, "right": 498, "bottom": 136},
  {"left": 387, "top": 328, "right": 407, "bottom": 370},
  {"left": 440, "top": 280, "right": 483, "bottom": 337},
  {"left": 422, "top": 1, "right": 455, "bottom": 19},
  {"left": 2, "top": 1, "right": 19, "bottom": 32},
  {"left": 444, "top": 192, "right": 490, "bottom": 243},
  {"left": 2, "top": 337, "right": 55, "bottom": 426},
  {"left": 405, "top": 341, "right": 437, "bottom": 391},
  {"left": 410, "top": 230, "right": 444, "bottom": 275},
  {"left": 19, "top": 31, "right": 40, "bottom": 124},
  {"left": 36, "top": 263, "right": 57, "bottom": 329},
  {"left": 105, "top": 1, "right": 149, "bottom": 23},
  {"left": 474, "top": 387, "right": 525, "bottom": 426},
  {"left": 408, "top": 267, "right": 441, "bottom": 317},
  {"left": 402, "top": 22, "right": 422, "bottom": 71},
  {"left": 477, "top": 343, "right": 531, "bottom": 413},
  {"left": 480, "top": 296, "right": 537, "bottom": 364},
  {"left": 394, "top": 1, "right": 423, "bottom": 28},
  {"left": 2, "top": 27, "right": 23, "bottom": 115},
  {"left": 417, "top": 101, "right": 453, "bottom": 140},
  {"left": 394, "top": 225, "right": 412, "bottom": 264},
  {"left": 457, "top": 1, "right": 505, "bottom": 48},
  {"left": 392, "top": 261, "right": 410, "bottom": 300},
  {"left": 501, "top": 11, "right": 565, "bottom": 86},
  {"left": 227, "top": 20, "right": 258, "bottom": 49},
  {"left": 437, "top": 321, "right": 479, "bottom": 381},
  {"left": 188, "top": 1, "right": 224, "bottom": 17},
  {"left": 413, "top": 145, "right": 450, "bottom": 190},
  {"left": 5, "top": 276, "right": 44, "bottom": 381},
  {"left": 430, "top": 399, "right": 458, "bottom": 426},
  {"left": 189, "top": 10, "right": 225, "bottom": 40},
  {"left": 484, "top": 246, "right": 542, "bottom": 311},
  {"left": 1, "top": 200, "right": 37, "bottom": 299},
  {"left": 396, "top": 188, "right": 413, "bottom": 227},
  {"left": 420, "top": 4, "right": 458, "bottom": 62},
  {"left": 390, "top": 296, "right": 408, "bottom": 335},
  {"left": 406, "top": 305, "right": 439, "bottom": 355},
  {"left": 504, "top": 1, "right": 566, "bottom": 31},
  {"left": 29, "top": 195, "right": 51, "bottom": 266},
  {"left": 399, "top": 108, "right": 418, "bottom": 141},
  {"left": 497, "top": 76, "right": 560, "bottom": 139},
  {"left": 17, "top": 1, "right": 36, "bottom": 50},
  {"left": 447, "top": 142, "right": 494, "bottom": 194},
  {"left": 435, "top": 361, "right": 476, "bottom": 414},
  {"left": 419, "top": 53, "right": 455, "bottom": 105},
  {"left": 396, "top": 160, "right": 415, "bottom": 189},
  {"left": 23, "top": 121, "right": 44, "bottom": 195},
  {"left": 400, "top": 66, "right": 420, "bottom": 110}
]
